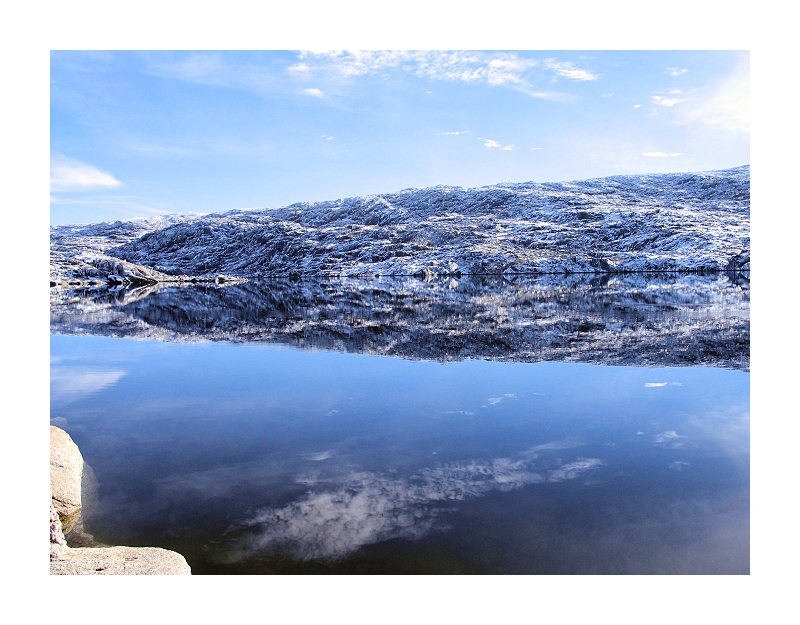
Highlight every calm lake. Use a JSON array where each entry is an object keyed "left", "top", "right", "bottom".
[{"left": 50, "top": 272, "right": 749, "bottom": 574}]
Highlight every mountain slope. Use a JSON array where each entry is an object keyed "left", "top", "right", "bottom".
[{"left": 50, "top": 166, "right": 750, "bottom": 285}]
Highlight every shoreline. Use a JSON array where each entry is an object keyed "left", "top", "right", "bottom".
[{"left": 49, "top": 425, "right": 191, "bottom": 575}]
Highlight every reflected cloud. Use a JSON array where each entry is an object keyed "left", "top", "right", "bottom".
[
  {"left": 526, "top": 438, "right": 585, "bottom": 453},
  {"left": 225, "top": 448, "right": 603, "bottom": 561},
  {"left": 50, "top": 416, "right": 68, "bottom": 428},
  {"left": 50, "top": 366, "right": 127, "bottom": 403},
  {"left": 669, "top": 461, "right": 690, "bottom": 471},
  {"left": 655, "top": 430, "right": 687, "bottom": 448},
  {"left": 308, "top": 450, "right": 333, "bottom": 461},
  {"left": 487, "top": 393, "right": 517, "bottom": 406}
]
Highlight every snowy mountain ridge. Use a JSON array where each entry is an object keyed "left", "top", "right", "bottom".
[{"left": 50, "top": 165, "right": 749, "bottom": 286}]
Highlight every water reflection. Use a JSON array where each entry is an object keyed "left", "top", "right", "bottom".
[
  {"left": 51, "top": 272, "right": 749, "bottom": 369},
  {"left": 50, "top": 271, "right": 749, "bottom": 574},
  {"left": 50, "top": 330, "right": 749, "bottom": 574},
  {"left": 50, "top": 366, "right": 127, "bottom": 404},
  {"left": 223, "top": 447, "right": 603, "bottom": 561}
]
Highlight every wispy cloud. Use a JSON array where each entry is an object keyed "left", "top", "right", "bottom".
[
  {"left": 294, "top": 51, "right": 587, "bottom": 101},
  {"left": 437, "top": 130, "right": 471, "bottom": 136},
  {"left": 544, "top": 59, "right": 600, "bottom": 81},
  {"left": 145, "top": 53, "right": 275, "bottom": 93},
  {"left": 146, "top": 51, "right": 589, "bottom": 103},
  {"left": 302, "top": 87, "right": 325, "bottom": 98},
  {"left": 480, "top": 137, "right": 514, "bottom": 151},
  {"left": 49, "top": 194, "right": 167, "bottom": 217},
  {"left": 652, "top": 94, "right": 685, "bottom": 107},
  {"left": 666, "top": 67, "right": 688, "bottom": 77},
  {"left": 287, "top": 62, "right": 311, "bottom": 75},
  {"left": 298, "top": 50, "right": 538, "bottom": 84},
  {"left": 50, "top": 155, "right": 122, "bottom": 192},
  {"left": 642, "top": 152, "right": 682, "bottom": 158}
]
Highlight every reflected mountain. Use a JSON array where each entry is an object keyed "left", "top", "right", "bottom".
[{"left": 50, "top": 272, "right": 749, "bottom": 370}]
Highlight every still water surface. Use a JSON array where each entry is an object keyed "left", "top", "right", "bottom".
[{"left": 50, "top": 329, "right": 748, "bottom": 574}]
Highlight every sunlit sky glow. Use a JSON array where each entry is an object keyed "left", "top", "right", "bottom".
[{"left": 50, "top": 50, "right": 749, "bottom": 225}]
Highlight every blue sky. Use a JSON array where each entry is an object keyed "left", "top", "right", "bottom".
[{"left": 50, "top": 50, "right": 749, "bottom": 225}]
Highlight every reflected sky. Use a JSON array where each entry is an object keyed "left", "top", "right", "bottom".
[{"left": 50, "top": 334, "right": 749, "bottom": 574}]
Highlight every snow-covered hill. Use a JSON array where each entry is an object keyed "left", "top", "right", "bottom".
[{"left": 50, "top": 166, "right": 749, "bottom": 286}]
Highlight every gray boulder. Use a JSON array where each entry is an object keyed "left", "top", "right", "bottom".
[
  {"left": 50, "top": 546, "right": 191, "bottom": 575},
  {"left": 50, "top": 501, "right": 68, "bottom": 561},
  {"left": 50, "top": 426, "right": 83, "bottom": 533}
]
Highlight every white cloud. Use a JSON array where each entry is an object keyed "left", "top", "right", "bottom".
[
  {"left": 529, "top": 147, "right": 544, "bottom": 151},
  {"left": 642, "top": 152, "right": 682, "bottom": 158},
  {"left": 287, "top": 62, "right": 311, "bottom": 75},
  {"left": 633, "top": 104, "right": 642, "bottom": 108},
  {"left": 437, "top": 130, "right": 471, "bottom": 136},
  {"left": 304, "top": 50, "right": 538, "bottom": 85},
  {"left": 297, "top": 51, "right": 579, "bottom": 101},
  {"left": 667, "top": 67, "right": 688, "bottom": 77},
  {"left": 651, "top": 95, "right": 685, "bottom": 107},
  {"left": 645, "top": 382, "right": 669, "bottom": 387},
  {"left": 146, "top": 51, "right": 591, "bottom": 104},
  {"left": 480, "top": 138, "right": 514, "bottom": 151},
  {"left": 50, "top": 155, "right": 122, "bottom": 192},
  {"left": 544, "top": 59, "right": 600, "bottom": 81},
  {"left": 321, "top": 134, "right": 334, "bottom": 141},
  {"left": 302, "top": 87, "right": 325, "bottom": 98}
]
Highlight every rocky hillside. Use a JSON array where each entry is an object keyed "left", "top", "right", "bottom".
[{"left": 50, "top": 166, "right": 750, "bottom": 286}]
